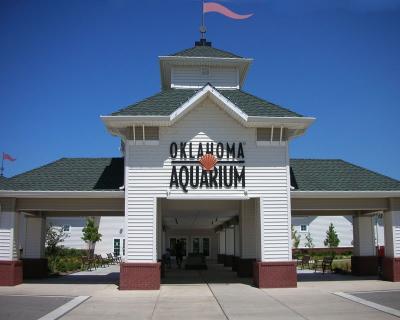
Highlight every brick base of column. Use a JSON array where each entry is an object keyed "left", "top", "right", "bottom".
[
  {"left": 382, "top": 257, "right": 400, "bottom": 282},
  {"left": 224, "top": 255, "right": 233, "bottom": 267},
  {"left": 119, "top": 262, "right": 160, "bottom": 290},
  {"left": 237, "top": 258, "right": 255, "bottom": 277},
  {"left": 0, "top": 260, "right": 23, "bottom": 286},
  {"left": 22, "top": 258, "right": 48, "bottom": 279},
  {"left": 217, "top": 254, "right": 225, "bottom": 264},
  {"left": 232, "top": 256, "right": 239, "bottom": 272},
  {"left": 351, "top": 256, "right": 378, "bottom": 276},
  {"left": 253, "top": 261, "right": 297, "bottom": 288}
]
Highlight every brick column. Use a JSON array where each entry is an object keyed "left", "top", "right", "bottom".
[
  {"left": 352, "top": 215, "right": 378, "bottom": 276},
  {"left": 0, "top": 198, "right": 22, "bottom": 286},
  {"left": 382, "top": 199, "right": 400, "bottom": 282}
]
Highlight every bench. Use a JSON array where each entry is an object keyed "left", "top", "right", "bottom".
[
  {"left": 297, "top": 255, "right": 311, "bottom": 269},
  {"left": 314, "top": 256, "right": 334, "bottom": 273}
]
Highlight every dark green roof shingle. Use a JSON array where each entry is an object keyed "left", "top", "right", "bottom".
[
  {"left": 170, "top": 45, "right": 242, "bottom": 58},
  {"left": 1, "top": 158, "right": 399, "bottom": 192},
  {"left": 0, "top": 158, "right": 123, "bottom": 191},
  {"left": 112, "top": 89, "right": 303, "bottom": 118},
  {"left": 291, "top": 159, "right": 400, "bottom": 191}
]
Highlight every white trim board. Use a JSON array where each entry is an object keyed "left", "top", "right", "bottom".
[{"left": 334, "top": 292, "right": 400, "bottom": 318}]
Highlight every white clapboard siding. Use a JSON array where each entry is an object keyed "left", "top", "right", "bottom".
[
  {"left": 96, "top": 216, "right": 125, "bottom": 256},
  {"left": 171, "top": 66, "right": 239, "bottom": 89},
  {"left": 395, "top": 212, "right": 400, "bottom": 257},
  {"left": 292, "top": 216, "right": 354, "bottom": 248},
  {"left": 0, "top": 210, "right": 17, "bottom": 260},
  {"left": 126, "top": 100, "right": 289, "bottom": 262},
  {"left": 0, "top": 230, "right": 11, "bottom": 260},
  {"left": 47, "top": 217, "right": 87, "bottom": 250}
]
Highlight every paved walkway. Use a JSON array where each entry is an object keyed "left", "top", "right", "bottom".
[{"left": 1, "top": 262, "right": 400, "bottom": 319}]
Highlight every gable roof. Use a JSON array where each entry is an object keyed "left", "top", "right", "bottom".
[
  {"left": 291, "top": 159, "right": 400, "bottom": 191},
  {"left": 170, "top": 45, "right": 242, "bottom": 59},
  {"left": 111, "top": 88, "right": 303, "bottom": 118},
  {"left": 0, "top": 158, "right": 123, "bottom": 192},
  {"left": 1, "top": 158, "right": 399, "bottom": 194}
]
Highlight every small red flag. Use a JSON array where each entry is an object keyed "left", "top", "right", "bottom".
[
  {"left": 203, "top": 2, "right": 253, "bottom": 20},
  {"left": 3, "top": 153, "right": 16, "bottom": 162}
]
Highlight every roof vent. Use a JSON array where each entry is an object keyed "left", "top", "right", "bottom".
[{"left": 195, "top": 38, "right": 212, "bottom": 47}]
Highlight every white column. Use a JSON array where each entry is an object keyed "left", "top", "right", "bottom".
[
  {"left": 219, "top": 230, "right": 225, "bottom": 254},
  {"left": 156, "top": 199, "right": 162, "bottom": 260},
  {"left": 234, "top": 224, "right": 240, "bottom": 257},
  {"left": 23, "top": 215, "right": 46, "bottom": 259},
  {"left": 225, "top": 227, "right": 234, "bottom": 256},
  {"left": 353, "top": 215, "right": 376, "bottom": 256},
  {"left": 0, "top": 198, "right": 19, "bottom": 261},
  {"left": 384, "top": 199, "right": 400, "bottom": 258},
  {"left": 240, "top": 199, "right": 256, "bottom": 259}
]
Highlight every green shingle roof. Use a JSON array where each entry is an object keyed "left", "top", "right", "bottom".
[
  {"left": 0, "top": 158, "right": 123, "bottom": 191},
  {"left": 170, "top": 45, "right": 242, "bottom": 58},
  {"left": 291, "top": 159, "right": 400, "bottom": 191},
  {"left": 111, "top": 88, "right": 303, "bottom": 118},
  {"left": 0, "top": 158, "right": 399, "bottom": 192}
]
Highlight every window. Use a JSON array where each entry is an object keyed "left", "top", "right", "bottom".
[
  {"left": 131, "top": 126, "right": 159, "bottom": 144},
  {"left": 62, "top": 225, "right": 71, "bottom": 232},
  {"left": 256, "top": 127, "right": 287, "bottom": 144},
  {"left": 300, "top": 224, "right": 308, "bottom": 232}
]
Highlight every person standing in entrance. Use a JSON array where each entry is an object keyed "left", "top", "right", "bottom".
[{"left": 175, "top": 240, "right": 184, "bottom": 269}]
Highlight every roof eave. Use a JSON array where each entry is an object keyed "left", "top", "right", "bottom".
[
  {"left": 291, "top": 190, "right": 400, "bottom": 198},
  {"left": 0, "top": 190, "right": 125, "bottom": 198}
]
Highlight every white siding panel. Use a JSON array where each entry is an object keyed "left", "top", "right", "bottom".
[
  {"left": 172, "top": 66, "right": 238, "bottom": 89},
  {"left": 126, "top": 100, "right": 290, "bottom": 262}
]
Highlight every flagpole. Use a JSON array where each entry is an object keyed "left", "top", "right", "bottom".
[
  {"left": 200, "top": 0, "right": 206, "bottom": 40},
  {"left": 1, "top": 152, "right": 4, "bottom": 177}
]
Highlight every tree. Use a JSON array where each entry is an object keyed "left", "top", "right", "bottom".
[
  {"left": 291, "top": 226, "right": 301, "bottom": 249},
  {"left": 81, "top": 218, "right": 102, "bottom": 255},
  {"left": 305, "top": 232, "right": 315, "bottom": 249},
  {"left": 324, "top": 223, "right": 340, "bottom": 248},
  {"left": 46, "top": 224, "right": 68, "bottom": 256}
]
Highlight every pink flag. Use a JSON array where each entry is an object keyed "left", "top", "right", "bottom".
[
  {"left": 3, "top": 153, "right": 16, "bottom": 162},
  {"left": 203, "top": 2, "right": 253, "bottom": 20}
]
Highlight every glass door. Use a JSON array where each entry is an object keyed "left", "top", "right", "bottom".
[
  {"left": 191, "top": 237, "right": 210, "bottom": 257},
  {"left": 169, "top": 237, "right": 187, "bottom": 256},
  {"left": 113, "top": 238, "right": 125, "bottom": 257}
]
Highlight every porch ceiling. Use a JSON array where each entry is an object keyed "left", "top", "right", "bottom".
[{"left": 161, "top": 199, "right": 240, "bottom": 230}]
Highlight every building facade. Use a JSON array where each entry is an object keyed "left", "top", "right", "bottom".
[{"left": 1, "top": 39, "right": 400, "bottom": 289}]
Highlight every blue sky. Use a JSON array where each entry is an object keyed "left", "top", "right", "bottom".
[{"left": 1, "top": 0, "right": 399, "bottom": 180}]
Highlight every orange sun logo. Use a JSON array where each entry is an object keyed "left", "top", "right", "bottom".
[{"left": 199, "top": 154, "right": 218, "bottom": 171}]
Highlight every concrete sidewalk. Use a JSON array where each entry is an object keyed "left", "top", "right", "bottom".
[{"left": 1, "top": 263, "right": 400, "bottom": 319}]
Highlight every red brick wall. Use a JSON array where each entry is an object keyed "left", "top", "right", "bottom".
[
  {"left": 120, "top": 262, "right": 160, "bottom": 290},
  {"left": 253, "top": 261, "right": 297, "bottom": 288},
  {"left": 351, "top": 256, "right": 378, "bottom": 276},
  {"left": 0, "top": 260, "right": 23, "bottom": 286},
  {"left": 382, "top": 257, "right": 400, "bottom": 282}
]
